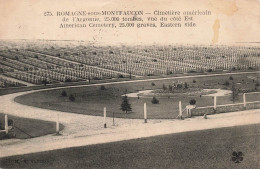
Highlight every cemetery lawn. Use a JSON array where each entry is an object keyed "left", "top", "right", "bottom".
[
  {"left": 1, "top": 123, "right": 259, "bottom": 168},
  {"left": 15, "top": 72, "right": 260, "bottom": 119},
  {"left": 0, "top": 113, "right": 64, "bottom": 139}
]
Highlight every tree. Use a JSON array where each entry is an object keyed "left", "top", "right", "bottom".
[
  {"left": 120, "top": 95, "right": 132, "bottom": 113},
  {"left": 69, "top": 94, "right": 75, "bottom": 102},
  {"left": 61, "top": 90, "right": 67, "bottom": 97},
  {"left": 189, "top": 99, "right": 196, "bottom": 105}
]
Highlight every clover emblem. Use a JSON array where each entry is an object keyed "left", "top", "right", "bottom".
[{"left": 232, "top": 151, "right": 243, "bottom": 163}]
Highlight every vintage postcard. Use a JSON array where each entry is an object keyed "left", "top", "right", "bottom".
[{"left": 0, "top": 0, "right": 260, "bottom": 168}]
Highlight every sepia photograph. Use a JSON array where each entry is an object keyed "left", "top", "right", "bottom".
[{"left": 0, "top": 0, "right": 260, "bottom": 168}]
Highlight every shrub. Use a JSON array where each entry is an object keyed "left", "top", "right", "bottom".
[
  {"left": 118, "top": 74, "right": 124, "bottom": 78},
  {"left": 189, "top": 99, "right": 196, "bottom": 105},
  {"left": 151, "top": 82, "right": 155, "bottom": 86},
  {"left": 93, "top": 77, "right": 101, "bottom": 80},
  {"left": 61, "top": 90, "right": 67, "bottom": 97},
  {"left": 162, "top": 84, "right": 167, "bottom": 90},
  {"left": 100, "top": 85, "right": 106, "bottom": 90},
  {"left": 168, "top": 85, "right": 173, "bottom": 91},
  {"left": 69, "top": 94, "right": 75, "bottom": 102},
  {"left": 193, "top": 79, "right": 196, "bottom": 83},
  {"left": 184, "top": 82, "right": 188, "bottom": 89},
  {"left": 65, "top": 78, "right": 71, "bottom": 82},
  {"left": 42, "top": 79, "right": 49, "bottom": 86},
  {"left": 224, "top": 81, "right": 230, "bottom": 86},
  {"left": 151, "top": 96, "right": 159, "bottom": 104},
  {"left": 229, "top": 76, "right": 233, "bottom": 80},
  {"left": 177, "top": 83, "right": 183, "bottom": 89}
]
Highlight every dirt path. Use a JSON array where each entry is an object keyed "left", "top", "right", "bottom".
[
  {"left": 124, "top": 90, "right": 153, "bottom": 97},
  {"left": 0, "top": 105, "right": 259, "bottom": 158},
  {"left": 203, "top": 89, "right": 232, "bottom": 96}
]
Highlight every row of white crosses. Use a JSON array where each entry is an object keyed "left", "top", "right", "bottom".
[
  {"left": 5, "top": 71, "right": 46, "bottom": 84},
  {"left": 1, "top": 51, "right": 64, "bottom": 84},
  {"left": 42, "top": 47, "right": 131, "bottom": 77},
  {"left": 40, "top": 46, "right": 175, "bottom": 76},
  {"left": 0, "top": 53, "right": 56, "bottom": 84},
  {"left": 24, "top": 47, "right": 259, "bottom": 75},
  {"left": 31, "top": 69, "right": 76, "bottom": 82},
  {"left": 0, "top": 64, "right": 14, "bottom": 72},
  {"left": 100, "top": 45, "right": 259, "bottom": 72},
  {"left": 95, "top": 50, "right": 194, "bottom": 75},
  {"left": 0, "top": 77, "right": 22, "bottom": 87},
  {"left": 5, "top": 66, "right": 78, "bottom": 84},
  {"left": 150, "top": 48, "right": 227, "bottom": 70},
  {"left": 16, "top": 55, "right": 58, "bottom": 70},
  {"left": 0, "top": 56, "right": 34, "bottom": 72},
  {"left": 35, "top": 47, "right": 130, "bottom": 77},
  {"left": 41, "top": 45, "right": 220, "bottom": 75},
  {"left": 1, "top": 44, "right": 259, "bottom": 85},
  {"left": 17, "top": 50, "right": 118, "bottom": 80},
  {"left": 137, "top": 45, "right": 260, "bottom": 71},
  {"left": 110, "top": 49, "right": 210, "bottom": 74},
  {"left": 27, "top": 48, "right": 123, "bottom": 78}
]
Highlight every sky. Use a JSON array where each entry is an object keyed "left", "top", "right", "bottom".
[{"left": 0, "top": 0, "right": 259, "bottom": 45}]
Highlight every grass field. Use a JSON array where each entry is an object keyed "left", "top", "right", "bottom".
[
  {"left": 15, "top": 73, "right": 260, "bottom": 119},
  {"left": 0, "top": 123, "right": 259, "bottom": 168},
  {"left": 0, "top": 113, "right": 64, "bottom": 139}
]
